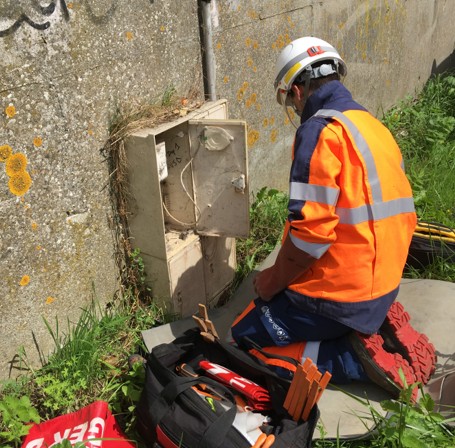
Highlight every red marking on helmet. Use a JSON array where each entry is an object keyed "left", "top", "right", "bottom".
[{"left": 307, "top": 46, "right": 324, "bottom": 57}]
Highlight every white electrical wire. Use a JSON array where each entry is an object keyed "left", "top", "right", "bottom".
[{"left": 162, "top": 132, "right": 204, "bottom": 227}]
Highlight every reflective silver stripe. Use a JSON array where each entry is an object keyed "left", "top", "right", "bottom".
[
  {"left": 290, "top": 182, "right": 339, "bottom": 205},
  {"left": 274, "top": 46, "right": 335, "bottom": 89},
  {"left": 314, "top": 109, "right": 383, "bottom": 209},
  {"left": 336, "top": 197, "right": 415, "bottom": 225},
  {"left": 301, "top": 341, "right": 321, "bottom": 364},
  {"left": 289, "top": 232, "right": 331, "bottom": 259}
]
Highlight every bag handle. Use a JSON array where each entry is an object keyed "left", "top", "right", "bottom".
[{"left": 150, "top": 370, "right": 238, "bottom": 448}]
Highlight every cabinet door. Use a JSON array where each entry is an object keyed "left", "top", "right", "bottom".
[{"left": 188, "top": 119, "right": 249, "bottom": 238}]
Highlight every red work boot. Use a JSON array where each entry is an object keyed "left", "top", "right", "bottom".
[
  {"left": 381, "top": 301, "right": 436, "bottom": 385},
  {"left": 350, "top": 332, "right": 417, "bottom": 399}
]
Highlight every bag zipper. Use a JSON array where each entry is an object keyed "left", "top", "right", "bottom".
[{"left": 158, "top": 386, "right": 250, "bottom": 447}]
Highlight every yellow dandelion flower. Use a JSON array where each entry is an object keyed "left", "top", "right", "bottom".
[
  {"left": 19, "top": 275, "right": 30, "bottom": 286},
  {"left": 125, "top": 31, "right": 134, "bottom": 40},
  {"left": 263, "top": 118, "right": 269, "bottom": 127},
  {"left": 250, "top": 93, "right": 257, "bottom": 103},
  {"left": 236, "top": 90, "right": 244, "bottom": 101},
  {"left": 253, "top": 41, "right": 259, "bottom": 50},
  {"left": 160, "top": 25, "right": 166, "bottom": 32},
  {"left": 33, "top": 136, "right": 43, "bottom": 147},
  {"left": 223, "top": 76, "right": 229, "bottom": 84},
  {"left": 5, "top": 104, "right": 16, "bottom": 118},
  {"left": 242, "top": 82, "right": 249, "bottom": 89},
  {"left": 6, "top": 152, "right": 27, "bottom": 175},
  {"left": 245, "top": 99, "right": 252, "bottom": 108},
  {"left": 247, "top": 58, "right": 253, "bottom": 67},
  {"left": 45, "top": 296, "right": 55, "bottom": 305},
  {"left": 216, "top": 42, "right": 222, "bottom": 50},
  {"left": 0, "top": 144, "right": 13, "bottom": 162},
  {"left": 36, "top": 245, "right": 42, "bottom": 250},
  {"left": 8, "top": 171, "right": 32, "bottom": 196},
  {"left": 245, "top": 37, "right": 252, "bottom": 47},
  {"left": 67, "top": 2, "right": 73, "bottom": 8},
  {"left": 31, "top": 222, "right": 38, "bottom": 230}
]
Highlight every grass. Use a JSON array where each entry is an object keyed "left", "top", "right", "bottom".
[
  {"left": 2, "top": 73, "right": 455, "bottom": 447},
  {"left": 382, "top": 74, "right": 455, "bottom": 228},
  {"left": 233, "top": 186, "right": 289, "bottom": 287},
  {"left": 382, "top": 73, "right": 455, "bottom": 281},
  {"left": 314, "top": 379, "right": 455, "bottom": 448},
  {"left": 0, "top": 291, "right": 170, "bottom": 447}
]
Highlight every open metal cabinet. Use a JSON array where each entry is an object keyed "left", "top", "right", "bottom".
[{"left": 125, "top": 100, "right": 249, "bottom": 317}]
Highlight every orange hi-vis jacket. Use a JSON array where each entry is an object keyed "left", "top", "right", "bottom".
[{"left": 285, "top": 81, "right": 417, "bottom": 333}]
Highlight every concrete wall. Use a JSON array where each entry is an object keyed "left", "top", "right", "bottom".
[
  {"left": 1, "top": 0, "right": 454, "bottom": 380},
  {"left": 0, "top": 0, "right": 203, "bottom": 379},
  {"left": 214, "top": 0, "right": 455, "bottom": 193}
]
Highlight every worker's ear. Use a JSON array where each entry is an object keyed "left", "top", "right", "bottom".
[{"left": 290, "top": 84, "right": 301, "bottom": 100}]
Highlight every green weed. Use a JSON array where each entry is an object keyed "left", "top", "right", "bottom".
[
  {"left": 315, "top": 382, "right": 455, "bottom": 447},
  {"left": 0, "top": 395, "right": 40, "bottom": 447},
  {"left": 382, "top": 72, "right": 455, "bottom": 280},
  {"left": 382, "top": 73, "right": 455, "bottom": 229},
  {"left": 234, "top": 187, "right": 289, "bottom": 286}
]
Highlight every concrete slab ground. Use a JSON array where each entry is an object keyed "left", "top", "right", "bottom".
[{"left": 142, "top": 247, "right": 455, "bottom": 440}]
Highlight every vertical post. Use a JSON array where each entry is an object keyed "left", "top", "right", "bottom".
[{"left": 200, "top": 0, "right": 216, "bottom": 101}]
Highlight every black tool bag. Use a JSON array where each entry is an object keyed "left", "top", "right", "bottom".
[{"left": 136, "top": 328, "right": 319, "bottom": 448}]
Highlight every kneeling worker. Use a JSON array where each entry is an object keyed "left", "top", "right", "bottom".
[{"left": 231, "top": 36, "right": 436, "bottom": 395}]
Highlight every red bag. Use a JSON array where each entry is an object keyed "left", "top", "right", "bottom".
[{"left": 21, "top": 401, "right": 134, "bottom": 448}]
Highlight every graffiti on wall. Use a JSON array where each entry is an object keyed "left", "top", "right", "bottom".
[{"left": 0, "top": 0, "right": 155, "bottom": 37}]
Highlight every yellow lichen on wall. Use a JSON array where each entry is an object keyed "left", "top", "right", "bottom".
[
  {"left": 1, "top": 144, "right": 33, "bottom": 196},
  {"left": 247, "top": 129, "right": 260, "bottom": 147},
  {"left": 6, "top": 153, "right": 27, "bottom": 176},
  {"left": 0, "top": 144, "right": 13, "bottom": 162},
  {"left": 270, "top": 129, "right": 278, "bottom": 143},
  {"left": 19, "top": 275, "right": 30, "bottom": 286},
  {"left": 33, "top": 137, "right": 43, "bottom": 148},
  {"left": 5, "top": 104, "right": 16, "bottom": 118},
  {"left": 8, "top": 172, "right": 32, "bottom": 196}
]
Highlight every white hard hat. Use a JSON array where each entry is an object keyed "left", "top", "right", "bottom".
[{"left": 274, "top": 36, "right": 347, "bottom": 105}]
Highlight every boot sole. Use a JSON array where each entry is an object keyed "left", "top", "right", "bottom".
[
  {"left": 382, "top": 301, "right": 436, "bottom": 384},
  {"left": 350, "top": 332, "right": 417, "bottom": 399}
]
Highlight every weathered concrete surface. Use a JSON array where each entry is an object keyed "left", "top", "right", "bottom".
[
  {"left": 213, "top": 0, "right": 455, "bottom": 193},
  {"left": 0, "top": 0, "right": 203, "bottom": 379},
  {"left": 1, "top": 0, "right": 454, "bottom": 380}
]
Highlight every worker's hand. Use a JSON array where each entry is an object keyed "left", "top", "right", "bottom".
[
  {"left": 253, "top": 235, "right": 317, "bottom": 301},
  {"left": 253, "top": 266, "right": 284, "bottom": 301}
]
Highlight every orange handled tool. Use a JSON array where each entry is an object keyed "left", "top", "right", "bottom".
[
  {"left": 251, "top": 433, "right": 275, "bottom": 448},
  {"left": 262, "top": 434, "right": 275, "bottom": 447},
  {"left": 251, "top": 433, "right": 267, "bottom": 448}
]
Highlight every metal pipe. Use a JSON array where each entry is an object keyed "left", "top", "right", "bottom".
[{"left": 200, "top": 0, "right": 216, "bottom": 101}]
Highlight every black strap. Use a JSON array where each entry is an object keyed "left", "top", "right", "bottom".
[{"left": 150, "top": 372, "right": 237, "bottom": 448}]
